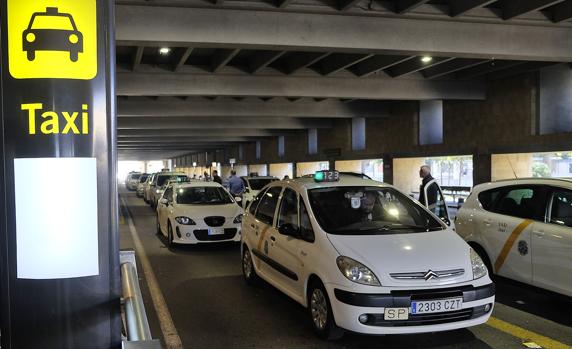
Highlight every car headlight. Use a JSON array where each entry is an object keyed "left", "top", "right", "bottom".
[
  {"left": 175, "top": 216, "right": 196, "bottom": 225},
  {"left": 26, "top": 33, "right": 36, "bottom": 42},
  {"left": 336, "top": 256, "right": 380, "bottom": 286},
  {"left": 69, "top": 33, "right": 79, "bottom": 44},
  {"left": 156, "top": 189, "right": 162, "bottom": 194},
  {"left": 233, "top": 214, "right": 243, "bottom": 224},
  {"left": 470, "top": 248, "right": 487, "bottom": 280}
]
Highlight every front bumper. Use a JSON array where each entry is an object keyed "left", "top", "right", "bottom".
[
  {"left": 172, "top": 223, "right": 242, "bottom": 244},
  {"left": 327, "top": 283, "right": 494, "bottom": 334}
]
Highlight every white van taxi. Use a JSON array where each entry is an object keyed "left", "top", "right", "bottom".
[
  {"left": 241, "top": 171, "right": 494, "bottom": 339},
  {"left": 156, "top": 182, "right": 243, "bottom": 246},
  {"left": 455, "top": 178, "right": 572, "bottom": 297}
]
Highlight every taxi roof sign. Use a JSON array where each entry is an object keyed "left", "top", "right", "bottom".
[{"left": 314, "top": 170, "right": 340, "bottom": 182}]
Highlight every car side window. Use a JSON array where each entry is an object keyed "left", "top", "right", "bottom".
[
  {"left": 255, "top": 187, "right": 282, "bottom": 226},
  {"left": 299, "top": 200, "right": 315, "bottom": 243},
  {"left": 278, "top": 188, "right": 298, "bottom": 229},
  {"left": 549, "top": 189, "right": 572, "bottom": 228},
  {"left": 489, "top": 185, "right": 547, "bottom": 221},
  {"left": 164, "top": 186, "right": 173, "bottom": 202},
  {"left": 248, "top": 188, "right": 267, "bottom": 215},
  {"left": 478, "top": 189, "right": 502, "bottom": 210}
]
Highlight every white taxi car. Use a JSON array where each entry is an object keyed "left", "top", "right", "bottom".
[
  {"left": 156, "top": 182, "right": 243, "bottom": 247},
  {"left": 241, "top": 175, "right": 278, "bottom": 208},
  {"left": 455, "top": 178, "right": 572, "bottom": 297},
  {"left": 241, "top": 171, "right": 494, "bottom": 339}
]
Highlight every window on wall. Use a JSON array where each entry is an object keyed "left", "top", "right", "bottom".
[
  {"left": 278, "top": 136, "right": 285, "bottom": 158},
  {"left": 492, "top": 151, "right": 572, "bottom": 181},
  {"left": 256, "top": 141, "right": 261, "bottom": 160},
  {"left": 351, "top": 118, "right": 366, "bottom": 151},
  {"left": 425, "top": 156, "right": 473, "bottom": 187},
  {"left": 308, "top": 129, "right": 318, "bottom": 155}
]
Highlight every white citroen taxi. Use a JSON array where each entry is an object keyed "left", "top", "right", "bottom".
[
  {"left": 241, "top": 171, "right": 494, "bottom": 339},
  {"left": 455, "top": 178, "right": 572, "bottom": 297},
  {"left": 156, "top": 182, "right": 243, "bottom": 247}
]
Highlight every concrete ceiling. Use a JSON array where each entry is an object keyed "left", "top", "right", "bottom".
[{"left": 114, "top": 0, "right": 572, "bottom": 160}]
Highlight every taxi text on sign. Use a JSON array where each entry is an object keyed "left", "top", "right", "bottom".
[{"left": 7, "top": 0, "right": 97, "bottom": 79}]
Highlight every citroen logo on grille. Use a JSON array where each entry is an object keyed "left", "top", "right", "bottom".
[{"left": 424, "top": 270, "right": 439, "bottom": 281}]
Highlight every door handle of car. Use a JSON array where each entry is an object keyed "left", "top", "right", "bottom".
[
  {"left": 270, "top": 236, "right": 276, "bottom": 242},
  {"left": 250, "top": 224, "right": 257, "bottom": 229},
  {"left": 533, "top": 230, "right": 545, "bottom": 238},
  {"left": 483, "top": 218, "right": 493, "bottom": 226}
]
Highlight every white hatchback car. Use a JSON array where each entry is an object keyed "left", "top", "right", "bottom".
[
  {"left": 156, "top": 182, "right": 243, "bottom": 246},
  {"left": 241, "top": 176, "right": 279, "bottom": 208},
  {"left": 241, "top": 171, "right": 494, "bottom": 339},
  {"left": 455, "top": 178, "right": 572, "bottom": 297}
]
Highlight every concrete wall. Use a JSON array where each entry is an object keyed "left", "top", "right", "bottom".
[
  {"left": 393, "top": 158, "right": 425, "bottom": 194},
  {"left": 173, "top": 70, "right": 572, "bottom": 187},
  {"left": 269, "top": 163, "right": 293, "bottom": 179},
  {"left": 248, "top": 164, "right": 268, "bottom": 176}
]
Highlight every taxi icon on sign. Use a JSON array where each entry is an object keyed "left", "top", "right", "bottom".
[{"left": 22, "top": 7, "right": 83, "bottom": 62}]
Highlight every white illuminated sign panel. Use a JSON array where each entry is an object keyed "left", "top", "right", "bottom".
[{"left": 14, "top": 158, "right": 99, "bottom": 279}]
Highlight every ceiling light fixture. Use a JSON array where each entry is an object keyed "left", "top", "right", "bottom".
[
  {"left": 159, "top": 47, "right": 171, "bottom": 55},
  {"left": 421, "top": 56, "right": 433, "bottom": 63}
]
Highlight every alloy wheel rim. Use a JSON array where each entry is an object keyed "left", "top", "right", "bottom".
[
  {"left": 311, "top": 289, "right": 327, "bottom": 330},
  {"left": 243, "top": 251, "right": 252, "bottom": 278}
]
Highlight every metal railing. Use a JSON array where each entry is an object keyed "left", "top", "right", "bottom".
[{"left": 120, "top": 250, "right": 161, "bottom": 349}]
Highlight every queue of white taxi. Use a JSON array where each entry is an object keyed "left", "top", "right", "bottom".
[{"left": 129, "top": 169, "right": 570, "bottom": 340}]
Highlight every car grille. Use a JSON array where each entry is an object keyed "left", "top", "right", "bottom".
[
  {"left": 204, "top": 216, "right": 226, "bottom": 227},
  {"left": 193, "top": 228, "right": 237, "bottom": 241},
  {"left": 390, "top": 269, "right": 465, "bottom": 280}
]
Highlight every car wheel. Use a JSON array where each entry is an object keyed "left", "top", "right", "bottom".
[
  {"left": 27, "top": 51, "right": 35, "bottom": 61},
  {"left": 156, "top": 215, "right": 162, "bottom": 235},
  {"left": 70, "top": 51, "right": 78, "bottom": 62},
  {"left": 308, "top": 280, "right": 344, "bottom": 340},
  {"left": 242, "top": 247, "right": 259, "bottom": 285},
  {"left": 167, "top": 221, "right": 175, "bottom": 248}
]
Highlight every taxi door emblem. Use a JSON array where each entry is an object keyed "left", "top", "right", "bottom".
[{"left": 518, "top": 240, "right": 529, "bottom": 256}]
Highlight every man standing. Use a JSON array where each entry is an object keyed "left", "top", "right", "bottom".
[
  {"left": 212, "top": 170, "right": 223, "bottom": 185},
  {"left": 228, "top": 170, "right": 245, "bottom": 197},
  {"left": 418, "top": 165, "right": 438, "bottom": 208}
]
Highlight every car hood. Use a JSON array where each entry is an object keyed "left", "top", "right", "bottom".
[
  {"left": 326, "top": 229, "right": 473, "bottom": 287},
  {"left": 174, "top": 203, "right": 242, "bottom": 220}
]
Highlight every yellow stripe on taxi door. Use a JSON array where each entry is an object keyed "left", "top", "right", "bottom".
[{"left": 494, "top": 219, "right": 534, "bottom": 272}]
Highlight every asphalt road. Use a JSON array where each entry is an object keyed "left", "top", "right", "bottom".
[{"left": 119, "top": 189, "right": 572, "bottom": 349}]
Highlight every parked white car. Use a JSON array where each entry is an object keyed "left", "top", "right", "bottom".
[
  {"left": 147, "top": 172, "right": 188, "bottom": 208},
  {"left": 455, "top": 178, "right": 572, "bottom": 297},
  {"left": 241, "top": 176, "right": 278, "bottom": 208},
  {"left": 156, "top": 182, "right": 243, "bottom": 246},
  {"left": 241, "top": 171, "right": 494, "bottom": 339},
  {"left": 135, "top": 174, "right": 149, "bottom": 197},
  {"left": 125, "top": 172, "right": 142, "bottom": 191}
]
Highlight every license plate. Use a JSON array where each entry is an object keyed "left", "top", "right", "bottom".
[
  {"left": 411, "top": 298, "right": 463, "bottom": 314},
  {"left": 384, "top": 307, "right": 409, "bottom": 321},
  {"left": 208, "top": 228, "right": 224, "bottom": 235}
]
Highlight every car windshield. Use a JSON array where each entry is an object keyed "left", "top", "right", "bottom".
[
  {"left": 176, "top": 187, "right": 233, "bottom": 205},
  {"left": 31, "top": 15, "right": 74, "bottom": 30},
  {"left": 131, "top": 174, "right": 141, "bottom": 180},
  {"left": 248, "top": 178, "right": 277, "bottom": 190},
  {"left": 157, "top": 175, "right": 187, "bottom": 186},
  {"left": 139, "top": 175, "right": 149, "bottom": 183},
  {"left": 308, "top": 186, "right": 443, "bottom": 235}
]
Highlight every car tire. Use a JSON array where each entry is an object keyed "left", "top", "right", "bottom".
[
  {"left": 242, "top": 247, "right": 260, "bottom": 285},
  {"left": 167, "top": 221, "right": 175, "bottom": 248},
  {"left": 27, "top": 51, "right": 35, "bottom": 61},
  {"left": 156, "top": 215, "right": 162, "bottom": 235},
  {"left": 70, "top": 51, "right": 78, "bottom": 62},
  {"left": 308, "top": 280, "right": 344, "bottom": 340}
]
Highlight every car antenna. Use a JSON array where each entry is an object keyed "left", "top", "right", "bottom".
[{"left": 507, "top": 156, "right": 519, "bottom": 179}]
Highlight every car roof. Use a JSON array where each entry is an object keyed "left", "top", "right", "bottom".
[
  {"left": 156, "top": 172, "right": 186, "bottom": 176},
  {"left": 172, "top": 181, "right": 224, "bottom": 189},
  {"left": 473, "top": 177, "right": 572, "bottom": 192},
  {"left": 268, "top": 174, "right": 389, "bottom": 192}
]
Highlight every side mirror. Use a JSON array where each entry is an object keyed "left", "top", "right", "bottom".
[
  {"left": 159, "top": 198, "right": 169, "bottom": 205},
  {"left": 278, "top": 223, "right": 300, "bottom": 238},
  {"left": 234, "top": 197, "right": 242, "bottom": 203}
]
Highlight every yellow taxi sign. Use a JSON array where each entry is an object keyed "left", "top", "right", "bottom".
[{"left": 7, "top": 0, "right": 97, "bottom": 80}]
